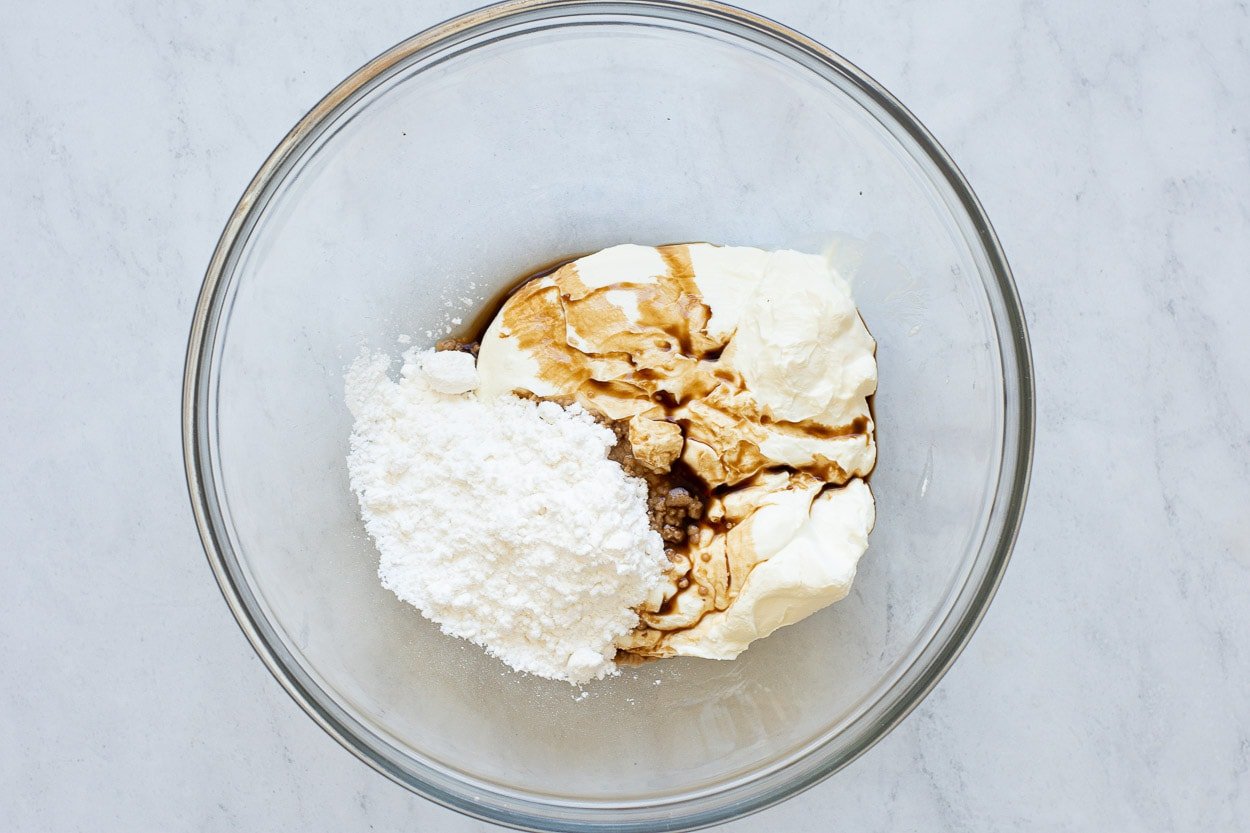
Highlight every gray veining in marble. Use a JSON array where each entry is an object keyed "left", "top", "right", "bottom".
[{"left": 2, "top": 0, "right": 1248, "bottom": 830}]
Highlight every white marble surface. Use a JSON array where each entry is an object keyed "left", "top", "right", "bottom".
[{"left": 2, "top": 0, "right": 1248, "bottom": 830}]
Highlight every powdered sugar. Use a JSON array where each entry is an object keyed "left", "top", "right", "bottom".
[{"left": 346, "top": 349, "right": 669, "bottom": 684}]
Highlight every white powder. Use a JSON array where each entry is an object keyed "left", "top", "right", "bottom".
[{"left": 346, "top": 349, "right": 669, "bottom": 685}]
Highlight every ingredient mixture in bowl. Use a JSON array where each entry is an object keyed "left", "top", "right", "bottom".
[{"left": 346, "top": 243, "right": 877, "bottom": 684}]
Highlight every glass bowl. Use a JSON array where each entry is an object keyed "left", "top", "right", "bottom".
[{"left": 182, "top": 1, "right": 1034, "bottom": 830}]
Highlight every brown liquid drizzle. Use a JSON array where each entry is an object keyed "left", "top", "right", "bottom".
[{"left": 768, "top": 415, "right": 871, "bottom": 440}]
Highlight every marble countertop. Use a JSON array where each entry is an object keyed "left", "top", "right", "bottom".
[{"left": 3, "top": 1, "right": 1248, "bottom": 830}]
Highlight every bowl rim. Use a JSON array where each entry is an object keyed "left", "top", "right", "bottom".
[{"left": 182, "top": 1, "right": 1035, "bottom": 830}]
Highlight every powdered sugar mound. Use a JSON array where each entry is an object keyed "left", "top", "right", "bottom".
[
  {"left": 419, "top": 349, "right": 477, "bottom": 394},
  {"left": 346, "top": 348, "right": 669, "bottom": 685}
]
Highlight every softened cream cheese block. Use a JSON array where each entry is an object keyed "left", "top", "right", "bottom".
[{"left": 663, "top": 478, "right": 874, "bottom": 658}]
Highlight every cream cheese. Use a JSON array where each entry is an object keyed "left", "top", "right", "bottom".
[
  {"left": 663, "top": 478, "right": 874, "bottom": 659},
  {"left": 475, "top": 243, "right": 877, "bottom": 660}
]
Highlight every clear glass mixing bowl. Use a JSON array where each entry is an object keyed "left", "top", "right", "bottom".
[{"left": 183, "top": 1, "right": 1034, "bottom": 830}]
